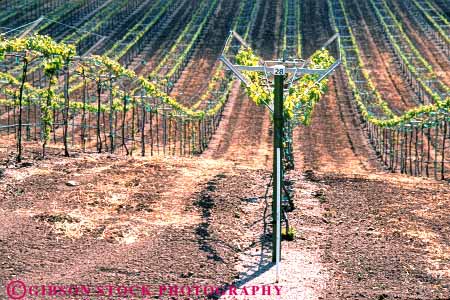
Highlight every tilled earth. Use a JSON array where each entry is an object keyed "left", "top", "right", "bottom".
[
  {"left": 1, "top": 150, "right": 450, "bottom": 300},
  {"left": 299, "top": 171, "right": 450, "bottom": 299},
  {"left": 1, "top": 0, "right": 450, "bottom": 299},
  {"left": 0, "top": 154, "right": 271, "bottom": 299}
]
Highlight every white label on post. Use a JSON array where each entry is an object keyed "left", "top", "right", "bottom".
[
  {"left": 276, "top": 147, "right": 281, "bottom": 283},
  {"left": 274, "top": 65, "right": 286, "bottom": 76}
]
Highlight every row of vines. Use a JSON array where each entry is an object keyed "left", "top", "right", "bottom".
[
  {"left": 1, "top": 0, "right": 449, "bottom": 183},
  {"left": 328, "top": 0, "right": 450, "bottom": 180},
  {"left": 0, "top": 0, "right": 264, "bottom": 162}
]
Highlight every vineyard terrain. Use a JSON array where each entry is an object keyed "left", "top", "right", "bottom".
[{"left": 0, "top": 0, "right": 449, "bottom": 299}]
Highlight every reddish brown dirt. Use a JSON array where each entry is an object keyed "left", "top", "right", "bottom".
[
  {"left": 1, "top": 1, "right": 450, "bottom": 300},
  {"left": 169, "top": 0, "right": 241, "bottom": 106},
  {"left": 0, "top": 154, "right": 271, "bottom": 299},
  {"left": 0, "top": 1, "right": 278, "bottom": 299},
  {"left": 298, "top": 170, "right": 450, "bottom": 299},
  {"left": 291, "top": 1, "right": 450, "bottom": 299},
  {"left": 389, "top": 0, "right": 450, "bottom": 86},
  {"left": 296, "top": 69, "right": 381, "bottom": 174},
  {"left": 346, "top": 0, "right": 420, "bottom": 114},
  {"left": 203, "top": 82, "right": 272, "bottom": 169},
  {"left": 130, "top": 0, "right": 201, "bottom": 74}
]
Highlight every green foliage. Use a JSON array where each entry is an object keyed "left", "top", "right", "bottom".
[
  {"left": 281, "top": 226, "right": 296, "bottom": 241},
  {"left": 0, "top": 34, "right": 231, "bottom": 120},
  {"left": 370, "top": 0, "right": 449, "bottom": 101},
  {"left": 287, "top": 49, "right": 335, "bottom": 125},
  {"left": 0, "top": 35, "right": 75, "bottom": 146},
  {"left": 328, "top": 0, "right": 450, "bottom": 129},
  {"left": 235, "top": 48, "right": 271, "bottom": 106},
  {"left": 236, "top": 47, "right": 336, "bottom": 125}
]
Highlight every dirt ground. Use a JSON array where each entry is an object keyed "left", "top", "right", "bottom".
[
  {"left": 0, "top": 153, "right": 272, "bottom": 299},
  {"left": 1, "top": 0, "right": 450, "bottom": 299}
]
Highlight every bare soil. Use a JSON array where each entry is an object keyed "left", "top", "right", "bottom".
[{"left": 0, "top": 1, "right": 449, "bottom": 300}]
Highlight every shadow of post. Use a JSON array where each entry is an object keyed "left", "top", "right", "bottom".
[{"left": 205, "top": 175, "right": 276, "bottom": 299}]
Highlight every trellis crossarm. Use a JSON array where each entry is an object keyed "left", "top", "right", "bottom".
[
  {"left": 19, "top": 16, "right": 45, "bottom": 38},
  {"left": 296, "top": 59, "right": 341, "bottom": 83},
  {"left": 219, "top": 55, "right": 250, "bottom": 86},
  {"left": 2, "top": 17, "right": 44, "bottom": 36},
  {"left": 231, "top": 31, "right": 251, "bottom": 50},
  {"left": 219, "top": 58, "right": 341, "bottom": 87},
  {"left": 234, "top": 65, "right": 332, "bottom": 74},
  {"left": 322, "top": 33, "right": 340, "bottom": 52},
  {"left": 219, "top": 30, "right": 341, "bottom": 116}
]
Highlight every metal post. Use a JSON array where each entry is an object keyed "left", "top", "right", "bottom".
[
  {"left": 276, "top": 147, "right": 281, "bottom": 283},
  {"left": 109, "top": 73, "right": 114, "bottom": 153},
  {"left": 272, "top": 65, "right": 285, "bottom": 266},
  {"left": 63, "top": 64, "right": 70, "bottom": 157},
  {"left": 218, "top": 32, "right": 340, "bottom": 276}
]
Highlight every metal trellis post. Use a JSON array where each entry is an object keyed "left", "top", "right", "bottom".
[
  {"left": 218, "top": 31, "right": 340, "bottom": 283},
  {"left": 273, "top": 65, "right": 284, "bottom": 270}
]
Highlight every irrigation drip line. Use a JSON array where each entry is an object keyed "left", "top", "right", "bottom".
[{"left": 41, "top": 17, "right": 108, "bottom": 39}]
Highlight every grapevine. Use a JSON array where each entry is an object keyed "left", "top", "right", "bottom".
[{"left": 236, "top": 47, "right": 336, "bottom": 125}]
